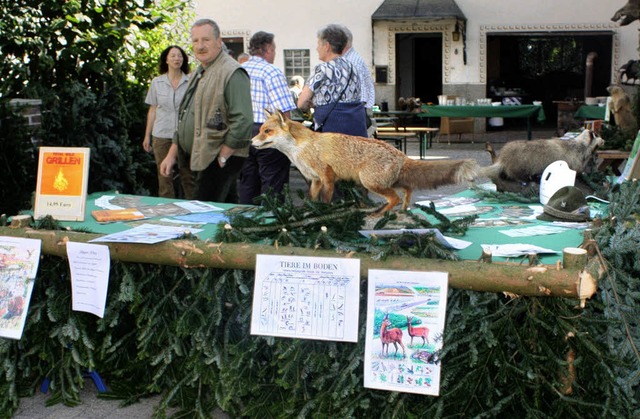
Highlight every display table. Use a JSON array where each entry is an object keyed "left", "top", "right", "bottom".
[
  {"left": 0, "top": 186, "right": 614, "bottom": 418},
  {"left": 417, "top": 105, "right": 545, "bottom": 140},
  {"left": 595, "top": 150, "right": 630, "bottom": 175},
  {"left": 412, "top": 189, "right": 588, "bottom": 265},
  {"left": 45, "top": 189, "right": 593, "bottom": 266},
  {"left": 575, "top": 105, "right": 608, "bottom": 120}
]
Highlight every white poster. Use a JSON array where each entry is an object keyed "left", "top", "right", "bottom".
[
  {"left": 364, "top": 270, "right": 449, "bottom": 396},
  {"left": 0, "top": 237, "right": 42, "bottom": 340},
  {"left": 250, "top": 254, "right": 360, "bottom": 342},
  {"left": 66, "top": 242, "right": 111, "bottom": 318}
]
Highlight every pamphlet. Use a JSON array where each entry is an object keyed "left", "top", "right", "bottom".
[{"left": 91, "top": 208, "right": 146, "bottom": 223}]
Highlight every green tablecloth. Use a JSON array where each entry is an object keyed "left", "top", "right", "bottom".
[
  {"left": 411, "top": 189, "right": 592, "bottom": 264},
  {"left": 416, "top": 104, "right": 546, "bottom": 123},
  {"left": 57, "top": 192, "right": 238, "bottom": 237},
  {"left": 574, "top": 105, "right": 607, "bottom": 120},
  {"left": 51, "top": 189, "right": 595, "bottom": 265}
]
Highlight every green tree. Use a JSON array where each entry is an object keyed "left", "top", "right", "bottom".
[{"left": 0, "top": 0, "right": 194, "bottom": 209}]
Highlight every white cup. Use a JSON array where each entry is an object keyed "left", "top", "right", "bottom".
[{"left": 533, "top": 101, "right": 542, "bottom": 106}]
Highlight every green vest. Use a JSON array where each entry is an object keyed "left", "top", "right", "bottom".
[{"left": 178, "top": 52, "right": 251, "bottom": 171}]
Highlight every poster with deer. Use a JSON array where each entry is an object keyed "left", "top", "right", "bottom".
[{"left": 363, "top": 269, "right": 448, "bottom": 396}]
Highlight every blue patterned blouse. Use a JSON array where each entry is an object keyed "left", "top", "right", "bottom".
[{"left": 307, "top": 56, "right": 361, "bottom": 107}]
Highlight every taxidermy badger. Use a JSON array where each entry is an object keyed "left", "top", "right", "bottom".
[{"left": 481, "top": 130, "right": 604, "bottom": 193}]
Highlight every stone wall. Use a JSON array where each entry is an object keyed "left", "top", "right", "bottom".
[{"left": 9, "top": 98, "right": 42, "bottom": 146}]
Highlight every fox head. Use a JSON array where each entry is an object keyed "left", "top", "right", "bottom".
[{"left": 251, "top": 109, "right": 314, "bottom": 152}]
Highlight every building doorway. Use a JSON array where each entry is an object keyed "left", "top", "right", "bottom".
[
  {"left": 222, "top": 36, "right": 245, "bottom": 61},
  {"left": 486, "top": 32, "right": 613, "bottom": 128},
  {"left": 396, "top": 33, "right": 443, "bottom": 106}
]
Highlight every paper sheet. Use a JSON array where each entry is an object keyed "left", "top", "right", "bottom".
[
  {"left": 481, "top": 244, "right": 559, "bottom": 257},
  {"left": 250, "top": 254, "right": 360, "bottom": 342},
  {"left": 67, "top": 242, "right": 111, "bottom": 318},
  {"left": 89, "top": 223, "right": 203, "bottom": 244}
]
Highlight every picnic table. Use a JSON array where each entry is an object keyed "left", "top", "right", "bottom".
[{"left": 417, "top": 104, "right": 546, "bottom": 140}]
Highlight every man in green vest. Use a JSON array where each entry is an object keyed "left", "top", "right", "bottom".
[{"left": 160, "top": 18, "right": 253, "bottom": 203}]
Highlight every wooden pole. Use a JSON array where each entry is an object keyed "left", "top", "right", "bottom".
[{"left": 0, "top": 226, "right": 600, "bottom": 299}]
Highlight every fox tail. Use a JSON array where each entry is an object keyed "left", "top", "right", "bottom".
[{"left": 397, "top": 159, "right": 479, "bottom": 190}]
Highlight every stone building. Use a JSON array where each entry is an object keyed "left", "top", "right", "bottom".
[{"left": 199, "top": 0, "right": 637, "bottom": 130}]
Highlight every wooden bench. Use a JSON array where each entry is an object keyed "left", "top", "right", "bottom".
[
  {"left": 596, "top": 150, "right": 630, "bottom": 175},
  {"left": 376, "top": 126, "right": 439, "bottom": 159},
  {"left": 375, "top": 131, "right": 418, "bottom": 154}
]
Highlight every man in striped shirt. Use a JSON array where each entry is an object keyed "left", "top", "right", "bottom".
[
  {"left": 238, "top": 31, "right": 296, "bottom": 205},
  {"left": 341, "top": 25, "right": 376, "bottom": 137}
]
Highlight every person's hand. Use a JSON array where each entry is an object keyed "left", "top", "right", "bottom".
[
  {"left": 160, "top": 154, "right": 176, "bottom": 177},
  {"left": 217, "top": 144, "right": 235, "bottom": 168},
  {"left": 143, "top": 135, "right": 152, "bottom": 153}
]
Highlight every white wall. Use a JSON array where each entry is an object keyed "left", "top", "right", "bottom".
[
  {"left": 197, "top": 0, "right": 382, "bottom": 70},
  {"left": 196, "top": 0, "right": 638, "bottom": 85}
]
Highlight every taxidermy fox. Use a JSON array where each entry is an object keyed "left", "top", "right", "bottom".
[{"left": 251, "top": 110, "right": 479, "bottom": 215}]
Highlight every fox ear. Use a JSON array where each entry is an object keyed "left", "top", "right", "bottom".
[
  {"left": 276, "top": 109, "right": 286, "bottom": 125},
  {"left": 263, "top": 108, "right": 273, "bottom": 119}
]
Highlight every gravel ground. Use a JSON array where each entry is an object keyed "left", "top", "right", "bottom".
[{"left": 12, "top": 127, "right": 557, "bottom": 419}]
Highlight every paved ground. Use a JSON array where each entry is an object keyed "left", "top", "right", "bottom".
[{"left": 12, "top": 127, "right": 557, "bottom": 418}]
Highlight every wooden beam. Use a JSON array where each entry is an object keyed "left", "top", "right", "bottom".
[{"left": 0, "top": 226, "right": 600, "bottom": 300}]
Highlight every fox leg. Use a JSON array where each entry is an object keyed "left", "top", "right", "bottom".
[
  {"left": 367, "top": 187, "right": 401, "bottom": 215},
  {"left": 400, "top": 187, "right": 413, "bottom": 210},
  {"left": 309, "top": 179, "right": 323, "bottom": 201},
  {"left": 320, "top": 167, "right": 336, "bottom": 203}
]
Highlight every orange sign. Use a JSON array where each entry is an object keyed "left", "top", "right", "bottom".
[
  {"left": 34, "top": 147, "right": 90, "bottom": 221},
  {"left": 39, "top": 151, "right": 86, "bottom": 196}
]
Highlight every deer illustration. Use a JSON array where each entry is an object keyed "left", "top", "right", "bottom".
[
  {"left": 380, "top": 313, "right": 406, "bottom": 357},
  {"left": 406, "top": 316, "right": 429, "bottom": 347}
]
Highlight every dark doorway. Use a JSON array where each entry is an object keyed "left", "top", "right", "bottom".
[
  {"left": 222, "top": 36, "right": 244, "bottom": 61},
  {"left": 396, "top": 33, "right": 442, "bottom": 105},
  {"left": 487, "top": 32, "right": 613, "bottom": 128}
]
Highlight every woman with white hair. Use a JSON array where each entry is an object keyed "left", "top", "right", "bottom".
[{"left": 297, "top": 24, "right": 367, "bottom": 137}]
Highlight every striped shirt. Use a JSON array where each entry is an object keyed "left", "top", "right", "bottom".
[
  {"left": 242, "top": 56, "right": 296, "bottom": 124},
  {"left": 343, "top": 47, "right": 375, "bottom": 109}
]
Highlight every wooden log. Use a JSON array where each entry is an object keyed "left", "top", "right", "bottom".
[
  {"left": 10, "top": 214, "right": 32, "bottom": 228},
  {"left": 0, "top": 226, "right": 601, "bottom": 299},
  {"left": 563, "top": 247, "right": 588, "bottom": 269}
]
